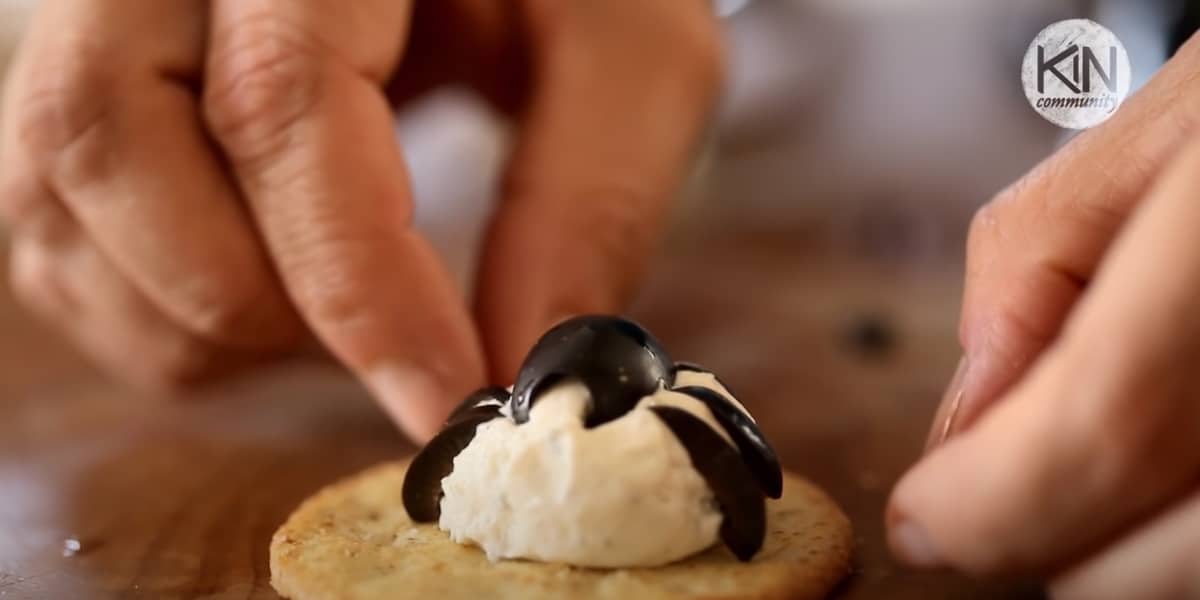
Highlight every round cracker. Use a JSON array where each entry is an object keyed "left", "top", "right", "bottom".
[{"left": 271, "top": 459, "right": 853, "bottom": 600}]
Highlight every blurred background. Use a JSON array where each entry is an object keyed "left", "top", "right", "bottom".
[{"left": 0, "top": 1, "right": 1190, "bottom": 599}]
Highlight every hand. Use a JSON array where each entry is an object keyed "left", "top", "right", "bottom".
[
  {"left": 0, "top": 0, "right": 722, "bottom": 441},
  {"left": 887, "top": 34, "right": 1200, "bottom": 598}
]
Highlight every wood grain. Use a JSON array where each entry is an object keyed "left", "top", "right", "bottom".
[{"left": 0, "top": 220, "right": 1044, "bottom": 599}]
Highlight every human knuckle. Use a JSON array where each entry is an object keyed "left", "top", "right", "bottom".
[
  {"left": 995, "top": 303, "right": 1056, "bottom": 355},
  {"left": 0, "top": 172, "right": 30, "bottom": 227},
  {"left": 965, "top": 199, "right": 1004, "bottom": 260},
  {"left": 172, "top": 274, "right": 279, "bottom": 344},
  {"left": 11, "top": 43, "right": 119, "bottom": 182},
  {"left": 300, "top": 283, "right": 363, "bottom": 336},
  {"left": 281, "top": 238, "right": 378, "bottom": 334},
  {"left": 183, "top": 297, "right": 255, "bottom": 345},
  {"left": 149, "top": 334, "right": 222, "bottom": 390},
  {"left": 204, "top": 15, "right": 324, "bottom": 164},
  {"left": 8, "top": 243, "right": 56, "bottom": 311},
  {"left": 965, "top": 203, "right": 994, "bottom": 243}
]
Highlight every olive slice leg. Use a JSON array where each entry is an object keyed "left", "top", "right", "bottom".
[
  {"left": 675, "top": 385, "right": 784, "bottom": 499},
  {"left": 401, "top": 406, "right": 502, "bottom": 522},
  {"left": 445, "top": 386, "right": 511, "bottom": 425},
  {"left": 671, "top": 361, "right": 708, "bottom": 374},
  {"left": 672, "top": 363, "right": 739, "bottom": 406},
  {"left": 650, "top": 405, "right": 767, "bottom": 562}
]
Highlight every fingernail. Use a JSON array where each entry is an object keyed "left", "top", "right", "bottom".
[
  {"left": 366, "top": 363, "right": 449, "bottom": 444},
  {"left": 925, "top": 356, "right": 969, "bottom": 453},
  {"left": 889, "top": 518, "right": 942, "bottom": 568}
]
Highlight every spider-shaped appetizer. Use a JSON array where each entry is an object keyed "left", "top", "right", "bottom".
[{"left": 402, "top": 315, "right": 783, "bottom": 561}]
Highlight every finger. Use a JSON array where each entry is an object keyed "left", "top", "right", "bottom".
[
  {"left": 889, "top": 138, "right": 1200, "bottom": 575},
  {"left": 204, "top": 0, "right": 485, "bottom": 441},
  {"left": 475, "top": 2, "right": 723, "bottom": 382},
  {"left": 1051, "top": 490, "right": 1200, "bottom": 600},
  {"left": 8, "top": 204, "right": 251, "bottom": 388},
  {"left": 6, "top": 0, "right": 302, "bottom": 350},
  {"left": 928, "top": 33, "right": 1200, "bottom": 447},
  {"left": 2, "top": 87, "right": 251, "bottom": 387}
]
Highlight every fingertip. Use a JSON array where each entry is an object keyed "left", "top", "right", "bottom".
[
  {"left": 887, "top": 514, "right": 943, "bottom": 569},
  {"left": 890, "top": 429, "right": 1034, "bottom": 578},
  {"left": 886, "top": 471, "right": 927, "bottom": 564},
  {"left": 366, "top": 363, "right": 469, "bottom": 444},
  {"left": 887, "top": 441, "right": 963, "bottom": 570}
]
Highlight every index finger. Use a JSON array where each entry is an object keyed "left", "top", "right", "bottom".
[{"left": 203, "top": 0, "right": 486, "bottom": 441}]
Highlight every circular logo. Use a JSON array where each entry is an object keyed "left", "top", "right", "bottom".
[{"left": 1022, "top": 19, "right": 1131, "bottom": 130}]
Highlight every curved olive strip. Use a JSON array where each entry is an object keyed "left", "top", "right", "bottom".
[
  {"left": 672, "top": 361, "right": 705, "bottom": 373},
  {"left": 675, "top": 385, "right": 783, "bottom": 499},
  {"left": 650, "top": 405, "right": 766, "bottom": 562},
  {"left": 512, "top": 315, "right": 673, "bottom": 428},
  {"left": 445, "top": 386, "right": 511, "bottom": 425},
  {"left": 402, "top": 406, "right": 502, "bottom": 522},
  {"left": 672, "top": 361, "right": 736, "bottom": 395}
]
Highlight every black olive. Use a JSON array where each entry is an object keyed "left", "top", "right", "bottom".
[
  {"left": 402, "top": 405, "right": 502, "bottom": 522},
  {"left": 671, "top": 362, "right": 737, "bottom": 402},
  {"left": 650, "top": 405, "right": 767, "bottom": 562},
  {"left": 674, "top": 385, "right": 783, "bottom": 499},
  {"left": 512, "top": 315, "right": 673, "bottom": 428},
  {"left": 444, "top": 386, "right": 511, "bottom": 425}
]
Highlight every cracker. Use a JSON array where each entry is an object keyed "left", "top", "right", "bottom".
[{"left": 271, "top": 460, "right": 853, "bottom": 600}]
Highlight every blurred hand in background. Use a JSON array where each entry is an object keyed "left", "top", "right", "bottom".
[{"left": 0, "top": 0, "right": 722, "bottom": 441}]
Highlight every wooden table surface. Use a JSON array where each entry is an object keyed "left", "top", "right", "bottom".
[{"left": 0, "top": 220, "right": 1045, "bottom": 599}]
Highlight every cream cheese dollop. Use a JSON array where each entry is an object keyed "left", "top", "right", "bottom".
[{"left": 438, "top": 370, "right": 745, "bottom": 567}]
